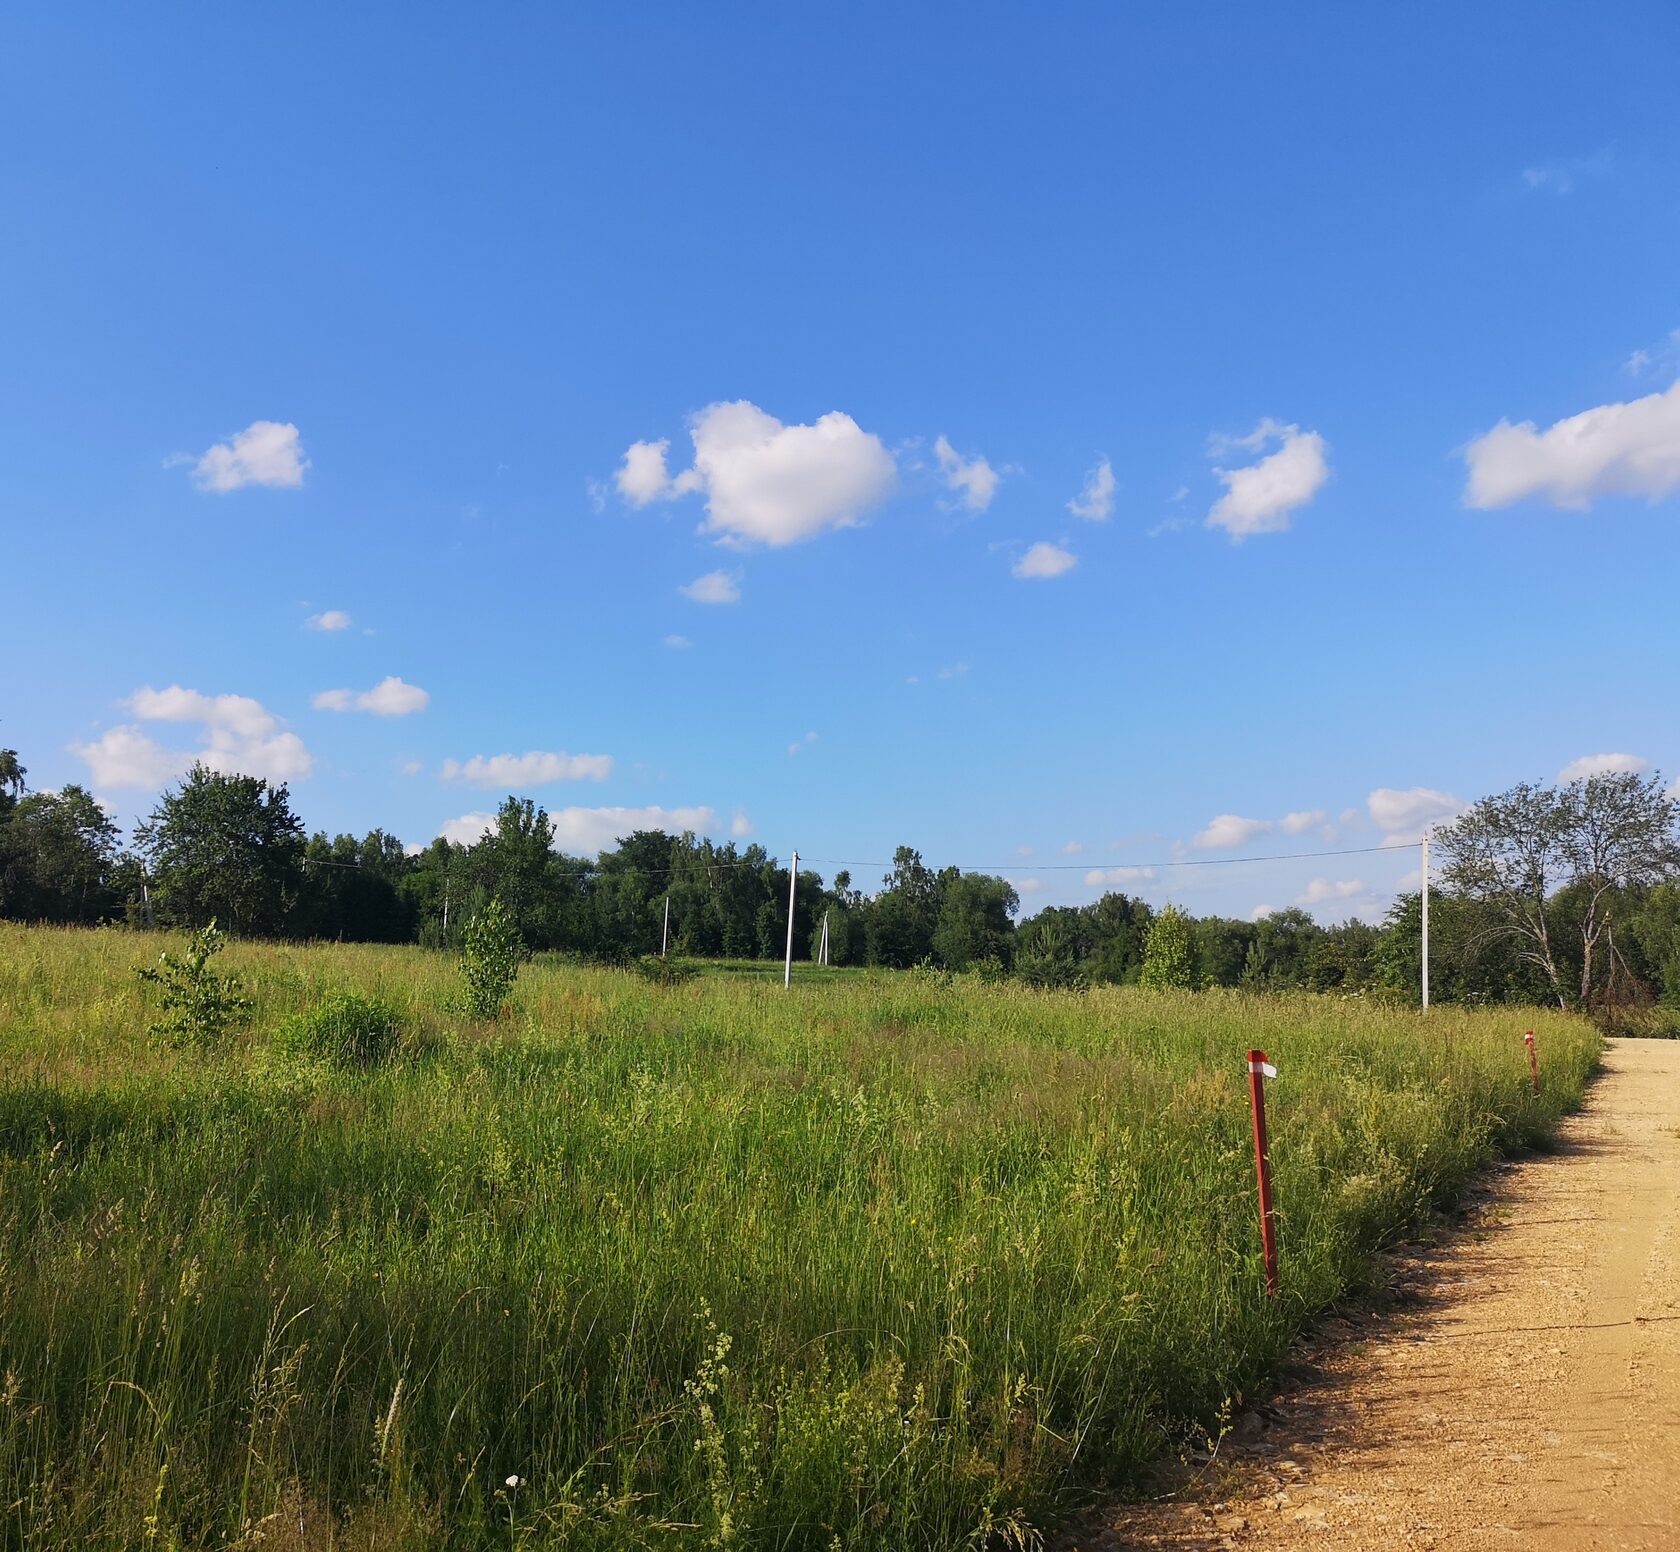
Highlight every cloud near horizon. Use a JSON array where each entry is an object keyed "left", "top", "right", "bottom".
[
  {"left": 438, "top": 804, "right": 720, "bottom": 854},
  {"left": 616, "top": 400, "right": 896, "bottom": 547},
  {"left": 1367, "top": 786, "right": 1463, "bottom": 841},
  {"left": 1556, "top": 752, "right": 1650, "bottom": 783},
  {"left": 71, "top": 684, "right": 312, "bottom": 788}
]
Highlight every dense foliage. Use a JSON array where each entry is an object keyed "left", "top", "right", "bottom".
[
  {"left": 5, "top": 745, "right": 1680, "bottom": 1013},
  {"left": 0, "top": 924, "right": 1599, "bottom": 1549}
]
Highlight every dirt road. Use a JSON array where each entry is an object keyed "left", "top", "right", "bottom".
[{"left": 1092, "top": 1037, "right": 1680, "bottom": 1552}]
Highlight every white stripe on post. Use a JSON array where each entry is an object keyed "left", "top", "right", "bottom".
[{"left": 783, "top": 851, "right": 799, "bottom": 989}]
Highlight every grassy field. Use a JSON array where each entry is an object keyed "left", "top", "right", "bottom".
[{"left": 0, "top": 924, "right": 1598, "bottom": 1550}]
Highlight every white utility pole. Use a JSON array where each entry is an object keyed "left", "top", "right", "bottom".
[
  {"left": 820, "top": 909, "right": 830, "bottom": 967},
  {"left": 661, "top": 894, "right": 670, "bottom": 957},
  {"left": 783, "top": 851, "right": 799, "bottom": 989},
  {"left": 1421, "top": 827, "right": 1431, "bottom": 1010}
]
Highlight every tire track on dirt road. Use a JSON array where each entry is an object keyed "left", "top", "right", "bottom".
[{"left": 1084, "top": 1037, "right": 1680, "bottom": 1552}]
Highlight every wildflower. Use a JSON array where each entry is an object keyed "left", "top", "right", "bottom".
[{"left": 505, "top": 1474, "right": 523, "bottom": 1489}]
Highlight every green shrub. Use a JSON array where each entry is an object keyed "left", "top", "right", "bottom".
[
  {"left": 460, "top": 896, "right": 521, "bottom": 1018},
  {"left": 634, "top": 954, "right": 698, "bottom": 986},
  {"left": 134, "top": 920, "right": 251, "bottom": 1049},
  {"left": 275, "top": 991, "right": 407, "bottom": 1067}
]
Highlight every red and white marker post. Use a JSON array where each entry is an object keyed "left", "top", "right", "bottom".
[
  {"left": 1247, "top": 1049, "right": 1280, "bottom": 1297},
  {"left": 1524, "top": 1030, "right": 1540, "bottom": 1096}
]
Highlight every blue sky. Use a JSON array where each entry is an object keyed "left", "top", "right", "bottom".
[{"left": 4, "top": 3, "right": 1679, "bottom": 923}]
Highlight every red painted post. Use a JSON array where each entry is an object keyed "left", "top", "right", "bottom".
[
  {"left": 1247, "top": 1049, "right": 1280, "bottom": 1297},
  {"left": 1524, "top": 1030, "right": 1540, "bottom": 1096}
]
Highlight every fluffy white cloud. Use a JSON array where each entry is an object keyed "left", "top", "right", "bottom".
[
  {"left": 1464, "top": 380, "right": 1680, "bottom": 510},
  {"left": 1207, "top": 420, "right": 1329, "bottom": 538},
  {"left": 189, "top": 420, "right": 308, "bottom": 493},
  {"left": 1194, "top": 814, "right": 1272, "bottom": 850},
  {"left": 438, "top": 812, "right": 497, "bottom": 846},
  {"left": 680, "top": 570, "right": 741, "bottom": 605},
  {"left": 1296, "top": 877, "right": 1365, "bottom": 907},
  {"left": 73, "top": 684, "right": 313, "bottom": 787},
  {"left": 1279, "top": 808, "right": 1327, "bottom": 835},
  {"left": 548, "top": 805, "right": 718, "bottom": 855},
  {"left": 440, "top": 751, "right": 614, "bottom": 787},
  {"left": 617, "top": 401, "right": 896, "bottom": 547},
  {"left": 731, "top": 809, "right": 754, "bottom": 838},
  {"left": 934, "top": 435, "right": 1000, "bottom": 511},
  {"left": 1084, "top": 866, "right": 1158, "bottom": 887},
  {"left": 313, "top": 676, "right": 429, "bottom": 716},
  {"left": 305, "top": 610, "right": 352, "bottom": 632},
  {"left": 787, "top": 731, "right": 818, "bottom": 757},
  {"left": 1061, "top": 840, "right": 1087, "bottom": 855},
  {"left": 1557, "top": 752, "right": 1651, "bottom": 783},
  {"left": 1067, "top": 457, "right": 1116, "bottom": 521},
  {"left": 1013, "top": 542, "right": 1077, "bottom": 579},
  {"left": 1367, "top": 786, "right": 1463, "bottom": 841},
  {"left": 69, "top": 726, "right": 189, "bottom": 790},
  {"left": 1013, "top": 878, "right": 1046, "bottom": 895},
  {"left": 663, "top": 634, "right": 693, "bottom": 650}
]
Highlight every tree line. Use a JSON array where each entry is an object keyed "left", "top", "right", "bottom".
[{"left": 4, "top": 746, "right": 1678, "bottom": 1014}]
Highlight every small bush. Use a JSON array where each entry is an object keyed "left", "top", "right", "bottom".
[
  {"left": 275, "top": 991, "right": 407, "bottom": 1067},
  {"left": 460, "top": 896, "right": 521, "bottom": 1019},
  {"left": 635, "top": 954, "right": 698, "bottom": 986},
  {"left": 134, "top": 920, "right": 252, "bottom": 1050}
]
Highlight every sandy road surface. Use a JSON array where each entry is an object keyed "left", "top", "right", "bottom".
[{"left": 1086, "top": 1038, "right": 1680, "bottom": 1552}]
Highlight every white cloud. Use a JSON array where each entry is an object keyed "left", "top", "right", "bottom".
[
  {"left": 1557, "top": 752, "right": 1650, "bottom": 783},
  {"left": 680, "top": 570, "right": 741, "bottom": 605},
  {"left": 548, "top": 804, "right": 718, "bottom": 855},
  {"left": 305, "top": 610, "right": 352, "bottom": 632},
  {"left": 615, "top": 439, "right": 683, "bottom": 506},
  {"left": 787, "top": 731, "right": 818, "bottom": 757},
  {"left": 1279, "top": 808, "right": 1326, "bottom": 835},
  {"left": 1249, "top": 903, "right": 1278, "bottom": 922},
  {"left": 731, "top": 809, "right": 754, "bottom": 838},
  {"left": 1463, "top": 379, "right": 1680, "bottom": 510},
  {"left": 312, "top": 676, "right": 429, "bottom": 716},
  {"left": 1193, "top": 814, "right": 1272, "bottom": 850},
  {"left": 1061, "top": 840, "right": 1087, "bottom": 855},
  {"left": 1367, "top": 786, "right": 1463, "bottom": 842},
  {"left": 663, "top": 634, "right": 693, "bottom": 650},
  {"left": 68, "top": 726, "right": 189, "bottom": 791},
  {"left": 438, "top": 811, "right": 498, "bottom": 846},
  {"left": 618, "top": 401, "right": 896, "bottom": 547},
  {"left": 73, "top": 684, "right": 313, "bottom": 787},
  {"left": 1084, "top": 866, "right": 1158, "bottom": 887},
  {"left": 1013, "top": 541, "right": 1077, "bottom": 579},
  {"left": 1207, "top": 420, "right": 1329, "bottom": 539},
  {"left": 1067, "top": 457, "right": 1116, "bottom": 521},
  {"left": 936, "top": 662, "right": 969, "bottom": 680},
  {"left": 440, "top": 751, "right": 614, "bottom": 787},
  {"left": 1012, "top": 878, "right": 1046, "bottom": 895},
  {"left": 189, "top": 421, "right": 308, "bottom": 493},
  {"left": 934, "top": 435, "right": 1001, "bottom": 511},
  {"left": 1295, "top": 877, "right": 1365, "bottom": 907},
  {"left": 399, "top": 759, "right": 422, "bottom": 776}
]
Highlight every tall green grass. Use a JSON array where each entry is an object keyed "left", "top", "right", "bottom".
[{"left": 0, "top": 923, "right": 1598, "bottom": 1549}]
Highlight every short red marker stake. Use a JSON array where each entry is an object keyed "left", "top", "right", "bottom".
[
  {"left": 1247, "top": 1048, "right": 1280, "bottom": 1297},
  {"left": 1524, "top": 1030, "right": 1540, "bottom": 1096}
]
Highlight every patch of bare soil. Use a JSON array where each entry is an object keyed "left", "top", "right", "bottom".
[{"left": 1066, "top": 1038, "right": 1680, "bottom": 1552}]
